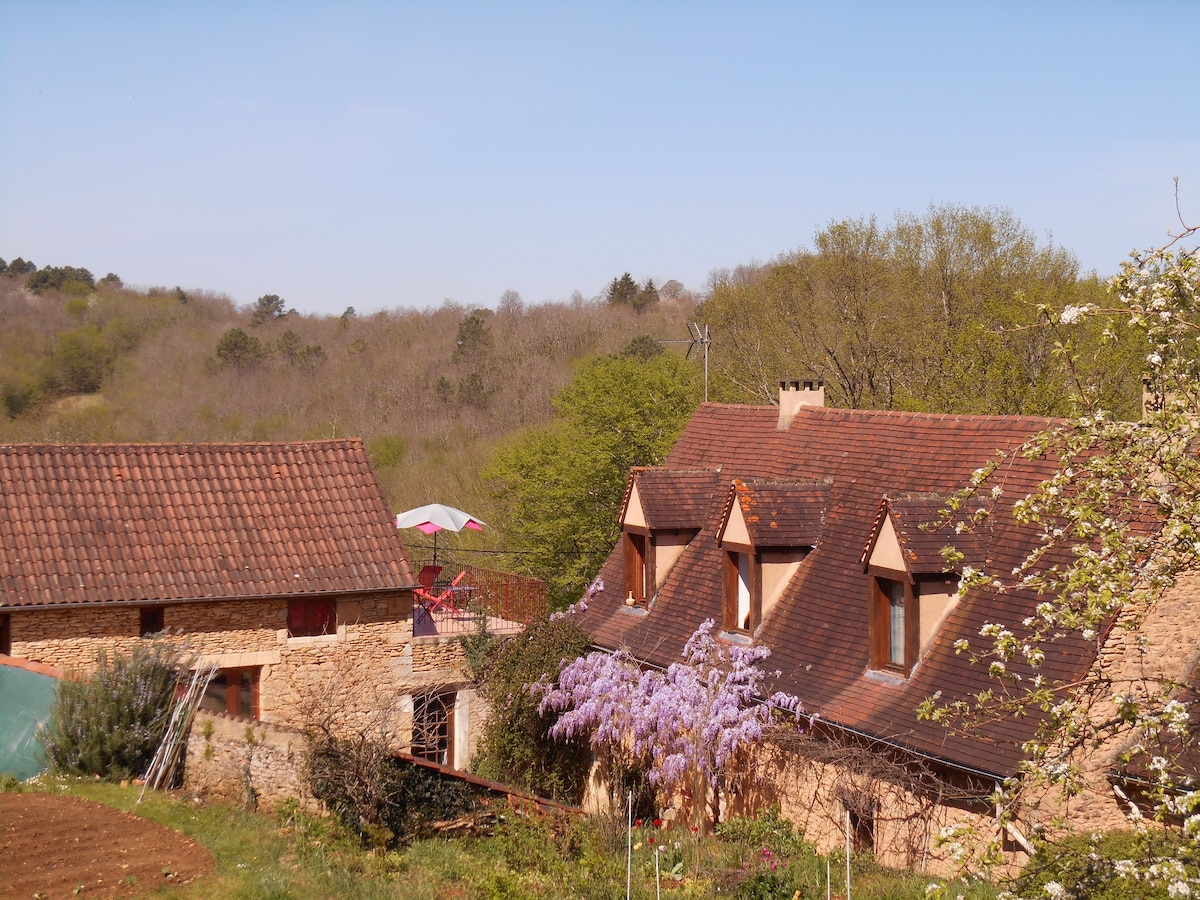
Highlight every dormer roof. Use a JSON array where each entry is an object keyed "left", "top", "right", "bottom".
[
  {"left": 860, "top": 493, "right": 987, "bottom": 576},
  {"left": 718, "top": 479, "right": 830, "bottom": 549},
  {"left": 620, "top": 467, "right": 719, "bottom": 531}
]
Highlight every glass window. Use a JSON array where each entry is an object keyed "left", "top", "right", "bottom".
[
  {"left": 200, "top": 667, "right": 260, "bottom": 719},
  {"left": 887, "top": 580, "right": 905, "bottom": 667},
  {"left": 412, "top": 692, "right": 454, "bottom": 765}
]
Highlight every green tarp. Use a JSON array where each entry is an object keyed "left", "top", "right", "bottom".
[{"left": 0, "top": 663, "right": 57, "bottom": 780}]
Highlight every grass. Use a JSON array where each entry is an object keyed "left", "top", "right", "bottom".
[{"left": 2, "top": 775, "right": 998, "bottom": 899}]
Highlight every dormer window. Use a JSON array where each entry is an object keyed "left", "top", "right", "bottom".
[
  {"left": 716, "top": 478, "right": 828, "bottom": 636},
  {"left": 871, "top": 576, "right": 914, "bottom": 673},
  {"left": 724, "top": 549, "right": 758, "bottom": 633},
  {"left": 618, "top": 467, "right": 716, "bottom": 611},
  {"left": 623, "top": 530, "right": 654, "bottom": 607},
  {"left": 861, "top": 494, "right": 969, "bottom": 678}
]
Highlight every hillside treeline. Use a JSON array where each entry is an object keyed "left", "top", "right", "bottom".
[
  {"left": 0, "top": 264, "right": 695, "bottom": 558},
  {"left": 0, "top": 204, "right": 1150, "bottom": 601}
]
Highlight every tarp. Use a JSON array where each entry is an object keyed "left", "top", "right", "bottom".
[{"left": 0, "top": 662, "right": 57, "bottom": 780}]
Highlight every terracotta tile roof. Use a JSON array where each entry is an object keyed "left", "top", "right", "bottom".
[
  {"left": 622, "top": 468, "right": 719, "bottom": 531},
  {"left": 0, "top": 441, "right": 417, "bottom": 608},
  {"left": 574, "top": 403, "right": 1091, "bottom": 778},
  {"left": 724, "top": 479, "right": 829, "bottom": 548}
]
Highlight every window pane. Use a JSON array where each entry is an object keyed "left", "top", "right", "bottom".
[
  {"left": 201, "top": 673, "right": 229, "bottom": 714},
  {"left": 888, "top": 581, "right": 905, "bottom": 667},
  {"left": 737, "top": 553, "right": 751, "bottom": 630}
]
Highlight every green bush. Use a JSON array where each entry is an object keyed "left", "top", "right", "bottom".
[{"left": 40, "top": 641, "right": 183, "bottom": 780}]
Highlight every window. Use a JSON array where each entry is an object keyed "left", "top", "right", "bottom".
[
  {"left": 412, "top": 692, "right": 454, "bottom": 765},
  {"left": 849, "top": 807, "right": 876, "bottom": 853},
  {"left": 870, "top": 576, "right": 915, "bottom": 674},
  {"left": 139, "top": 606, "right": 165, "bottom": 637},
  {"left": 0, "top": 613, "right": 10, "bottom": 656},
  {"left": 287, "top": 598, "right": 336, "bottom": 637},
  {"left": 200, "top": 667, "right": 260, "bottom": 719},
  {"left": 723, "top": 550, "right": 760, "bottom": 633},
  {"left": 623, "top": 531, "right": 653, "bottom": 607}
]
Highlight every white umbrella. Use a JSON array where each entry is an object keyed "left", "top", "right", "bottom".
[{"left": 395, "top": 503, "right": 485, "bottom": 566}]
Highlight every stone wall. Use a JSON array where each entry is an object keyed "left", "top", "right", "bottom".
[
  {"left": 10, "top": 592, "right": 485, "bottom": 786},
  {"left": 739, "top": 741, "right": 1003, "bottom": 876},
  {"left": 184, "top": 709, "right": 308, "bottom": 811}
]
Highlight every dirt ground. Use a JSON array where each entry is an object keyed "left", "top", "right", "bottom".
[{"left": 0, "top": 792, "right": 212, "bottom": 897}]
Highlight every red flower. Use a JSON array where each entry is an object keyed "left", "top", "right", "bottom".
[
  {"left": 653, "top": 819, "right": 662, "bottom": 827},
  {"left": 635, "top": 819, "right": 643, "bottom": 827}
]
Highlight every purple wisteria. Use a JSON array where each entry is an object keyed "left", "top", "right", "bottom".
[{"left": 535, "top": 620, "right": 803, "bottom": 801}]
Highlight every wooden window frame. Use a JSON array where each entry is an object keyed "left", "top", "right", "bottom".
[
  {"left": 201, "top": 666, "right": 261, "bottom": 719},
  {"left": 0, "top": 613, "right": 10, "bottom": 656},
  {"left": 869, "top": 574, "right": 918, "bottom": 675},
  {"left": 412, "top": 691, "right": 455, "bottom": 766},
  {"left": 287, "top": 598, "right": 337, "bottom": 637},
  {"left": 623, "top": 529, "right": 655, "bottom": 607},
  {"left": 723, "top": 549, "right": 762, "bottom": 634},
  {"left": 139, "top": 606, "right": 165, "bottom": 637}
]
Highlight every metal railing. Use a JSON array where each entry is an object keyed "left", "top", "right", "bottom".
[{"left": 412, "top": 563, "right": 547, "bottom": 637}]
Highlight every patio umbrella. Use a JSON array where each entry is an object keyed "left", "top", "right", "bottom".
[{"left": 395, "top": 503, "right": 485, "bottom": 566}]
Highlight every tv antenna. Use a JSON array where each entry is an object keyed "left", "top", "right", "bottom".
[{"left": 658, "top": 323, "right": 712, "bottom": 401}]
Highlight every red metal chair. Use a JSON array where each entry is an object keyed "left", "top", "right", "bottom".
[
  {"left": 417, "top": 565, "right": 442, "bottom": 591},
  {"left": 414, "top": 570, "right": 467, "bottom": 616}
]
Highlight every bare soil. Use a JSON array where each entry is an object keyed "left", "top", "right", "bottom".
[{"left": 0, "top": 791, "right": 212, "bottom": 897}]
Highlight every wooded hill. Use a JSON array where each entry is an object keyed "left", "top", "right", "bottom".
[{"left": 0, "top": 205, "right": 1150, "bottom": 603}]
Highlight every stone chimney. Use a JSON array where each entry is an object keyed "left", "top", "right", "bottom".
[{"left": 778, "top": 378, "right": 825, "bottom": 430}]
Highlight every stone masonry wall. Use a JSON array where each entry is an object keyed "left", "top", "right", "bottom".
[
  {"left": 1029, "top": 570, "right": 1200, "bottom": 838},
  {"left": 184, "top": 709, "right": 308, "bottom": 811}
]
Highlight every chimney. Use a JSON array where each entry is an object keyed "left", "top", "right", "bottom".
[{"left": 778, "top": 378, "right": 824, "bottom": 430}]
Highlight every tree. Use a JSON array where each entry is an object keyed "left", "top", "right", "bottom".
[
  {"left": 28, "top": 265, "right": 95, "bottom": 295},
  {"left": 924, "top": 212, "right": 1200, "bottom": 895},
  {"left": 215, "top": 327, "right": 265, "bottom": 371},
  {"left": 55, "top": 326, "right": 112, "bottom": 393},
  {"left": 452, "top": 309, "right": 493, "bottom": 363},
  {"left": 484, "top": 350, "right": 702, "bottom": 606},
  {"left": 250, "top": 293, "right": 290, "bottom": 326},
  {"left": 606, "top": 272, "right": 639, "bottom": 307},
  {"left": 4, "top": 257, "right": 36, "bottom": 276},
  {"left": 536, "top": 620, "right": 803, "bottom": 827},
  {"left": 697, "top": 205, "right": 1133, "bottom": 416},
  {"left": 634, "top": 277, "right": 660, "bottom": 313}
]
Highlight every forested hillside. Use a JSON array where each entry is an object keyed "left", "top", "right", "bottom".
[
  {"left": 0, "top": 206, "right": 1150, "bottom": 603},
  {"left": 0, "top": 263, "right": 695, "bottom": 570}
]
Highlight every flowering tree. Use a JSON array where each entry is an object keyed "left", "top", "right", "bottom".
[
  {"left": 536, "top": 619, "right": 802, "bottom": 827},
  {"left": 925, "top": 203, "right": 1200, "bottom": 896}
]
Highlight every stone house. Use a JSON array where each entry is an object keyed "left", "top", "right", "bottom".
[
  {"left": 570, "top": 381, "right": 1200, "bottom": 874},
  {"left": 0, "top": 440, "right": 484, "bottom": 785}
]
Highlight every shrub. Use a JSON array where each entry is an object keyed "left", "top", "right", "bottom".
[
  {"left": 305, "top": 736, "right": 479, "bottom": 848},
  {"left": 40, "top": 641, "right": 183, "bottom": 780}
]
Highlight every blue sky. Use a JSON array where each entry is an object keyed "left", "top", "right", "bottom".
[{"left": 1, "top": 2, "right": 1197, "bottom": 317}]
